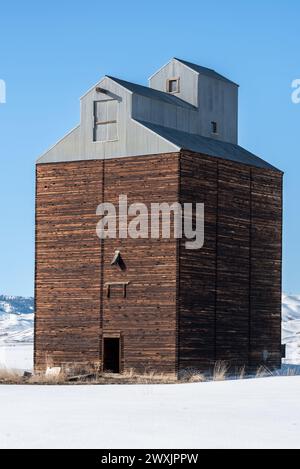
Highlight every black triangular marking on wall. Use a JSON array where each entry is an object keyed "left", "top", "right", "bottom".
[{"left": 111, "top": 250, "right": 126, "bottom": 270}]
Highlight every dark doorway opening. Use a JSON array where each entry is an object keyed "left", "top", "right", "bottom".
[{"left": 103, "top": 338, "right": 120, "bottom": 373}]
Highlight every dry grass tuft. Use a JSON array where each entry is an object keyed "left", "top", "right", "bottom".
[
  {"left": 213, "top": 361, "right": 229, "bottom": 381},
  {"left": 28, "top": 371, "right": 67, "bottom": 385},
  {"left": 237, "top": 366, "right": 246, "bottom": 380},
  {"left": 64, "top": 362, "right": 100, "bottom": 377},
  {"left": 0, "top": 367, "right": 23, "bottom": 384},
  {"left": 120, "top": 369, "right": 177, "bottom": 384},
  {"left": 144, "top": 372, "right": 177, "bottom": 384},
  {"left": 179, "top": 368, "right": 207, "bottom": 383},
  {"left": 120, "top": 368, "right": 135, "bottom": 379},
  {"left": 27, "top": 373, "right": 66, "bottom": 384},
  {"left": 6, "top": 360, "right": 300, "bottom": 385},
  {"left": 188, "top": 373, "right": 206, "bottom": 383},
  {"left": 255, "top": 365, "right": 274, "bottom": 378}
]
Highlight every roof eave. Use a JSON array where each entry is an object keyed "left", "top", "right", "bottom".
[{"left": 174, "top": 57, "right": 239, "bottom": 87}]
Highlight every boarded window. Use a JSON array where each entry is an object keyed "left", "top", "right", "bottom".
[
  {"left": 94, "top": 100, "right": 118, "bottom": 142},
  {"left": 105, "top": 282, "right": 129, "bottom": 298}
]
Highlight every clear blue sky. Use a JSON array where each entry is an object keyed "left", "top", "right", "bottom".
[{"left": 0, "top": 0, "right": 299, "bottom": 297}]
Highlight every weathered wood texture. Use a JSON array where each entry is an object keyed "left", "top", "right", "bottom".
[
  {"left": 35, "top": 161, "right": 103, "bottom": 369},
  {"left": 249, "top": 168, "right": 282, "bottom": 367},
  {"left": 35, "top": 151, "right": 282, "bottom": 373},
  {"left": 101, "top": 154, "right": 179, "bottom": 373},
  {"left": 178, "top": 154, "right": 218, "bottom": 369},
  {"left": 178, "top": 151, "right": 282, "bottom": 371},
  {"left": 35, "top": 154, "right": 179, "bottom": 372}
]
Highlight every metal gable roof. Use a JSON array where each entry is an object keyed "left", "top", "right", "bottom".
[
  {"left": 107, "top": 76, "right": 196, "bottom": 110},
  {"left": 136, "top": 120, "right": 281, "bottom": 172},
  {"left": 174, "top": 58, "right": 239, "bottom": 87}
]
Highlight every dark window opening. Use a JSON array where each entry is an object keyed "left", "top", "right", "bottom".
[
  {"left": 167, "top": 78, "right": 179, "bottom": 93},
  {"left": 211, "top": 121, "right": 218, "bottom": 134},
  {"left": 103, "top": 338, "right": 120, "bottom": 373}
]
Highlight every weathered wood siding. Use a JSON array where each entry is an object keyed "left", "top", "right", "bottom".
[
  {"left": 216, "top": 161, "right": 251, "bottom": 365},
  {"left": 35, "top": 161, "right": 103, "bottom": 370},
  {"left": 178, "top": 151, "right": 282, "bottom": 371},
  {"left": 35, "top": 150, "right": 282, "bottom": 374},
  {"left": 250, "top": 168, "right": 282, "bottom": 367},
  {"left": 178, "top": 154, "right": 218, "bottom": 369},
  {"left": 101, "top": 154, "right": 179, "bottom": 373},
  {"left": 35, "top": 154, "right": 179, "bottom": 373}
]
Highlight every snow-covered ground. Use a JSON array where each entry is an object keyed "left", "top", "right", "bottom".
[
  {"left": 0, "top": 377, "right": 300, "bottom": 449},
  {"left": 1, "top": 294, "right": 300, "bottom": 449},
  {"left": 0, "top": 344, "right": 33, "bottom": 370}
]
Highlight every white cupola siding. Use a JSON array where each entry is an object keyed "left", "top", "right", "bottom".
[{"left": 149, "top": 58, "right": 238, "bottom": 144}]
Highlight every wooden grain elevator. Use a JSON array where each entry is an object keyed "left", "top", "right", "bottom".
[{"left": 34, "top": 58, "right": 283, "bottom": 374}]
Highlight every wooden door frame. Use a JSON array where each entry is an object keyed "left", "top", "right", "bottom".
[{"left": 102, "top": 332, "right": 123, "bottom": 373}]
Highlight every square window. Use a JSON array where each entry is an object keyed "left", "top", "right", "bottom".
[
  {"left": 167, "top": 78, "right": 179, "bottom": 93},
  {"left": 211, "top": 121, "right": 218, "bottom": 134}
]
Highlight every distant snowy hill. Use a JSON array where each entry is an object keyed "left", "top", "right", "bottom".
[
  {"left": 0, "top": 295, "right": 34, "bottom": 345},
  {"left": 0, "top": 293, "right": 300, "bottom": 364},
  {"left": 282, "top": 293, "right": 300, "bottom": 364}
]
